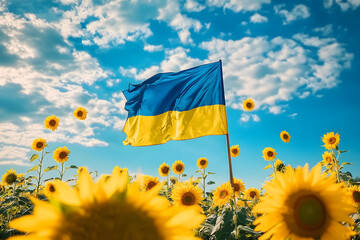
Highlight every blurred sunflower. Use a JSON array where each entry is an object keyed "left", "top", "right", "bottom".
[
  {"left": 172, "top": 160, "right": 185, "bottom": 175},
  {"left": 171, "top": 181, "right": 203, "bottom": 207},
  {"left": 243, "top": 98, "right": 255, "bottom": 111},
  {"left": 274, "top": 159, "right": 286, "bottom": 173},
  {"left": 9, "top": 167, "right": 206, "bottom": 240},
  {"left": 113, "top": 166, "right": 128, "bottom": 175},
  {"left": 349, "top": 185, "right": 360, "bottom": 208},
  {"left": 245, "top": 188, "right": 260, "bottom": 200},
  {"left": 253, "top": 164, "right": 356, "bottom": 240},
  {"left": 73, "top": 107, "right": 88, "bottom": 120},
  {"left": 2, "top": 169, "right": 17, "bottom": 186},
  {"left": 143, "top": 176, "right": 160, "bottom": 191},
  {"left": 31, "top": 138, "right": 47, "bottom": 152},
  {"left": 44, "top": 181, "right": 58, "bottom": 198},
  {"left": 280, "top": 131, "right": 291, "bottom": 143},
  {"left": 158, "top": 163, "right": 170, "bottom": 177},
  {"left": 53, "top": 146, "right": 70, "bottom": 163},
  {"left": 44, "top": 115, "right": 60, "bottom": 131},
  {"left": 228, "top": 178, "right": 245, "bottom": 197},
  {"left": 0, "top": 183, "right": 4, "bottom": 192},
  {"left": 230, "top": 145, "right": 240, "bottom": 158},
  {"left": 77, "top": 167, "right": 88, "bottom": 175},
  {"left": 196, "top": 157, "right": 208, "bottom": 169},
  {"left": 322, "top": 132, "right": 340, "bottom": 150},
  {"left": 262, "top": 147, "right": 277, "bottom": 161},
  {"left": 213, "top": 183, "right": 234, "bottom": 207},
  {"left": 17, "top": 173, "right": 26, "bottom": 186},
  {"left": 170, "top": 176, "right": 178, "bottom": 185},
  {"left": 321, "top": 151, "right": 333, "bottom": 166}
]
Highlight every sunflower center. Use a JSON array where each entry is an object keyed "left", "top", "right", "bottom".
[
  {"left": 246, "top": 102, "right": 252, "bottom": 108},
  {"left": 175, "top": 165, "right": 183, "bottom": 172},
  {"left": 36, "top": 142, "right": 44, "bottom": 148},
  {"left": 283, "top": 134, "right": 289, "bottom": 139},
  {"left": 200, "top": 160, "right": 207, "bottom": 166},
  {"left": 232, "top": 149, "right": 238, "bottom": 154},
  {"left": 181, "top": 192, "right": 196, "bottom": 206},
  {"left": 161, "top": 166, "right": 169, "bottom": 174},
  {"left": 353, "top": 191, "right": 360, "bottom": 203},
  {"left": 219, "top": 190, "right": 228, "bottom": 199},
  {"left": 233, "top": 183, "right": 240, "bottom": 192},
  {"left": 325, "top": 157, "right": 332, "bottom": 163},
  {"left": 249, "top": 191, "right": 257, "bottom": 199},
  {"left": 328, "top": 137, "right": 336, "bottom": 144},
  {"left": 49, "top": 119, "right": 56, "bottom": 126},
  {"left": 147, "top": 181, "right": 156, "bottom": 190},
  {"left": 5, "top": 173, "right": 17, "bottom": 185},
  {"left": 49, "top": 184, "right": 56, "bottom": 193},
  {"left": 77, "top": 111, "right": 84, "bottom": 117},
  {"left": 267, "top": 151, "right": 274, "bottom": 157},
  {"left": 294, "top": 195, "right": 326, "bottom": 232},
  {"left": 53, "top": 201, "right": 164, "bottom": 240},
  {"left": 59, "top": 152, "right": 67, "bottom": 159}
]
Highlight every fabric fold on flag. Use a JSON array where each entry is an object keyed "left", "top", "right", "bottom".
[{"left": 122, "top": 61, "right": 228, "bottom": 146}]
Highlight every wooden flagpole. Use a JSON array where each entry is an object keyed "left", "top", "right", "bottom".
[{"left": 219, "top": 60, "right": 235, "bottom": 187}]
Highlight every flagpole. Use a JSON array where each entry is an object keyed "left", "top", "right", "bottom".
[{"left": 219, "top": 60, "right": 235, "bottom": 187}]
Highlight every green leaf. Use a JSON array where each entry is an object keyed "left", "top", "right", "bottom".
[
  {"left": 30, "top": 154, "right": 39, "bottom": 162},
  {"left": 208, "top": 172, "right": 216, "bottom": 175},
  {"left": 264, "top": 164, "right": 272, "bottom": 170},
  {"left": 27, "top": 165, "right": 39, "bottom": 173},
  {"left": 207, "top": 181, "right": 215, "bottom": 185},
  {"left": 65, "top": 165, "right": 78, "bottom": 170},
  {"left": 195, "top": 170, "right": 202, "bottom": 173},
  {"left": 44, "top": 165, "right": 58, "bottom": 173},
  {"left": 341, "top": 162, "right": 354, "bottom": 166},
  {"left": 340, "top": 150, "right": 348, "bottom": 153},
  {"left": 182, "top": 174, "right": 187, "bottom": 177},
  {"left": 44, "top": 178, "right": 54, "bottom": 182}
]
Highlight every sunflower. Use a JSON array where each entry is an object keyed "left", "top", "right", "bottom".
[
  {"left": 73, "top": 107, "right": 88, "bottom": 120},
  {"left": 43, "top": 181, "right": 58, "bottom": 197},
  {"left": 44, "top": 115, "right": 60, "bottom": 131},
  {"left": 245, "top": 187, "right": 260, "bottom": 200},
  {"left": 243, "top": 98, "right": 255, "bottom": 111},
  {"left": 77, "top": 167, "right": 88, "bottom": 175},
  {"left": 9, "top": 166, "right": 206, "bottom": 240},
  {"left": 196, "top": 157, "right": 208, "bottom": 169},
  {"left": 0, "top": 183, "right": 5, "bottom": 192},
  {"left": 228, "top": 178, "right": 245, "bottom": 197},
  {"left": 171, "top": 181, "right": 203, "bottom": 207},
  {"left": 170, "top": 176, "right": 178, "bottom": 185},
  {"left": 280, "top": 131, "right": 291, "bottom": 143},
  {"left": 172, "top": 160, "right": 185, "bottom": 175},
  {"left": 321, "top": 151, "right": 334, "bottom": 166},
  {"left": 230, "top": 145, "right": 240, "bottom": 158},
  {"left": 17, "top": 174, "right": 26, "bottom": 186},
  {"left": 322, "top": 132, "right": 340, "bottom": 150},
  {"left": 349, "top": 185, "right": 360, "bottom": 208},
  {"left": 237, "top": 200, "right": 245, "bottom": 208},
  {"left": 31, "top": 138, "right": 47, "bottom": 152},
  {"left": 253, "top": 164, "right": 356, "bottom": 240},
  {"left": 143, "top": 176, "right": 160, "bottom": 191},
  {"left": 53, "top": 146, "right": 70, "bottom": 163},
  {"left": 262, "top": 147, "right": 277, "bottom": 161},
  {"left": 2, "top": 169, "right": 17, "bottom": 186},
  {"left": 113, "top": 166, "right": 128, "bottom": 175},
  {"left": 213, "top": 183, "right": 234, "bottom": 207},
  {"left": 158, "top": 163, "right": 170, "bottom": 177},
  {"left": 274, "top": 159, "right": 286, "bottom": 173}
]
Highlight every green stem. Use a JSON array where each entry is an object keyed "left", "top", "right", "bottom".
[
  {"left": 166, "top": 175, "right": 169, "bottom": 199},
  {"left": 232, "top": 193, "right": 239, "bottom": 239},
  {"left": 203, "top": 168, "right": 206, "bottom": 199},
  {"left": 271, "top": 159, "right": 277, "bottom": 180},
  {"left": 60, "top": 163, "right": 64, "bottom": 181},
  {"left": 36, "top": 149, "right": 45, "bottom": 194},
  {"left": 333, "top": 149, "right": 340, "bottom": 182}
]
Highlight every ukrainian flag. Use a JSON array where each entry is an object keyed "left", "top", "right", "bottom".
[{"left": 122, "top": 61, "right": 228, "bottom": 146}]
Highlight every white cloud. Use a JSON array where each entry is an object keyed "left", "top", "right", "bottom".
[
  {"left": 0, "top": 160, "right": 30, "bottom": 166},
  {"left": 324, "top": 0, "right": 360, "bottom": 11},
  {"left": 144, "top": 44, "right": 163, "bottom": 52},
  {"left": 0, "top": 145, "right": 30, "bottom": 160},
  {"left": 185, "top": 0, "right": 206, "bottom": 12},
  {"left": 314, "top": 24, "right": 333, "bottom": 36},
  {"left": 240, "top": 113, "right": 260, "bottom": 122},
  {"left": 250, "top": 13, "right": 268, "bottom": 23},
  {"left": 206, "top": 0, "right": 271, "bottom": 12},
  {"left": 275, "top": 4, "right": 310, "bottom": 24}
]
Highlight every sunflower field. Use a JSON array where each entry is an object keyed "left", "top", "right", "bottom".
[{"left": 1, "top": 106, "right": 360, "bottom": 240}]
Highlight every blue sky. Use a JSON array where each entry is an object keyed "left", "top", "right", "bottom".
[{"left": 1, "top": 0, "right": 360, "bottom": 189}]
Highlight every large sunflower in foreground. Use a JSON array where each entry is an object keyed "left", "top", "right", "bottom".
[
  {"left": 253, "top": 164, "right": 356, "bottom": 240},
  {"left": 172, "top": 160, "right": 185, "bottom": 175},
  {"left": 2, "top": 169, "right": 17, "bottom": 186},
  {"left": 280, "top": 131, "right": 291, "bottom": 143},
  {"left": 158, "top": 163, "right": 170, "bottom": 177},
  {"left": 196, "top": 157, "right": 208, "bottom": 169},
  {"left": 322, "top": 132, "right": 340, "bottom": 150},
  {"left": 230, "top": 145, "right": 240, "bottom": 158},
  {"left": 262, "top": 147, "right": 277, "bottom": 161},
  {"left": 227, "top": 178, "right": 245, "bottom": 197},
  {"left": 53, "top": 146, "right": 70, "bottom": 163},
  {"left": 243, "top": 98, "right": 255, "bottom": 111},
  {"left": 213, "top": 183, "right": 234, "bottom": 207},
  {"left": 31, "top": 138, "right": 47, "bottom": 152},
  {"left": 9, "top": 168, "right": 206, "bottom": 240},
  {"left": 73, "top": 106, "right": 88, "bottom": 120},
  {"left": 44, "top": 115, "right": 60, "bottom": 131},
  {"left": 171, "top": 181, "right": 203, "bottom": 207}
]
